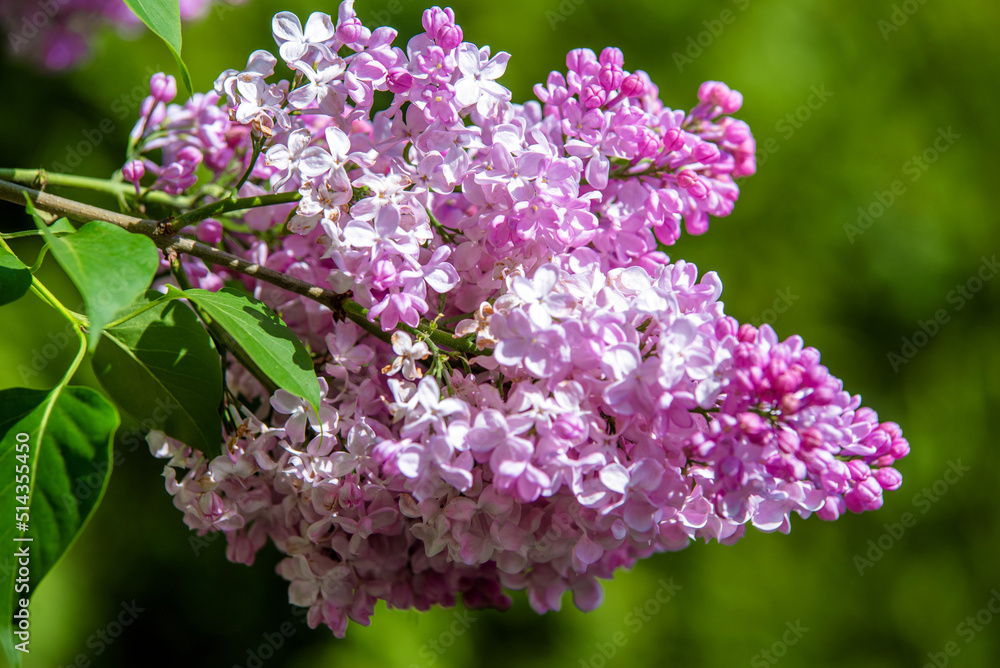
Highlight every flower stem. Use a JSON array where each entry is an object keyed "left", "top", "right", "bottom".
[
  {"left": 231, "top": 132, "right": 266, "bottom": 195},
  {"left": 170, "top": 191, "right": 302, "bottom": 230},
  {"left": 0, "top": 168, "right": 186, "bottom": 209}
]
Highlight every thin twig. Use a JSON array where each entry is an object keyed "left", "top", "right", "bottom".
[
  {"left": 0, "top": 178, "right": 342, "bottom": 309},
  {"left": 170, "top": 191, "right": 301, "bottom": 230}
]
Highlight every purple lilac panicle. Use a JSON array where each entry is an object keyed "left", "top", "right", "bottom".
[{"left": 130, "top": 2, "right": 907, "bottom": 637}]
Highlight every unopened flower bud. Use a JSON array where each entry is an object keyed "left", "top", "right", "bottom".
[{"left": 122, "top": 159, "right": 145, "bottom": 185}]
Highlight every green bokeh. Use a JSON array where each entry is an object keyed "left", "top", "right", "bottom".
[{"left": 1, "top": 0, "right": 998, "bottom": 666}]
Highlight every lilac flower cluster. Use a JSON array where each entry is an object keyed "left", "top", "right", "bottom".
[
  {"left": 129, "top": 1, "right": 908, "bottom": 637},
  {"left": 2, "top": 0, "right": 234, "bottom": 70}
]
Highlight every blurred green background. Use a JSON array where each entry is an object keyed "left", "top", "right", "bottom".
[{"left": 1, "top": 0, "right": 998, "bottom": 666}]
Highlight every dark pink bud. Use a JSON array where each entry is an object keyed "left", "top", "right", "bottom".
[
  {"left": 777, "top": 429, "right": 799, "bottom": 454},
  {"left": 422, "top": 6, "right": 452, "bottom": 34},
  {"left": 889, "top": 437, "right": 910, "bottom": 460},
  {"left": 776, "top": 369, "right": 802, "bottom": 395},
  {"left": 599, "top": 47, "right": 624, "bottom": 68},
  {"left": 582, "top": 84, "right": 606, "bottom": 109},
  {"left": 800, "top": 427, "right": 823, "bottom": 451},
  {"left": 678, "top": 170, "right": 707, "bottom": 198},
  {"left": 723, "top": 119, "right": 750, "bottom": 143},
  {"left": 566, "top": 48, "right": 596, "bottom": 74},
  {"left": 810, "top": 386, "right": 834, "bottom": 406},
  {"left": 844, "top": 477, "right": 883, "bottom": 513},
  {"left": 873, "top": 467, "right": 903, "bottom": 491},
  {"left": 662, "top": 127, "right": 685, "bottom": 152},
  {"left": 150, "top": 73, "right": 177, "bottom": 103},
  {"left": 779, "top": 393, "right": 801, "bottom": 414},
  {"left": 387, "top": 68, "right": 413, "bottom": 93},
  {"left": 637, "top": 131, "right": 660, "bottom": 159},
  {"left": 847, "top": 460, "right": 871, "bottom": 481},
  {"left": 870, "top": 454, "right": 895, "bottom": 468},
  {"left": 139, "top": 96, "right": 157, "bottom": 118},
  {"left": 698, "top": 80, "right": 730, "bottom": 105},
  {"left": 734, "top": 154, "right": 757, "bottom": 177},
  {"left": 437, "top": 24, "right": 463, "bottom": 51},
  {"left": 865, "top": 429, "right": 892, "bottom": 458},
  {"left": 338, "top": 17, "right": 364, "bottom": 44},
  {"left": 822, "top": 460, "right": 850, "bottom": 492},
  {"left": 122, "top": 159, "right": 145, "bottom": 185},
  {"left": 226, "top": 124, "right": 251, "bottom": 148},
  {"left": 177, "top": 146, "right": 203, "bottom": 165},
  {"left": 721, "top": 89, "right": 743, "bottom": 114},
  {"left": 816, "top": 496, "right": 844, "bottom": 521},
  {"left": 881, "top": 421, "right": 903, "bottom": 438},
  {"left": 737, "top": 323, "right": 758, "bottom": 343},
  {"left": 799, "top": 348, "right": 821, "bottom": 367},
  {"left": 620, "top": 72, "right": 645, "bottom": 98},
  {"left": 196, "top": 219, "right": 223, "bottom": 245},
  {"left": 598, "top": 65, "right": 623, "bottom": 92},
  {"left": 692, "top": 142, "right": 720, "bottom": 164},
  {"left": 737, "top": 412, "right": 766, "bottom": 436}
]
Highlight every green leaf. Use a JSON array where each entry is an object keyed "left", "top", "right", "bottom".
[
  {"left": 184, "top": 288, "right": 321, "bottom": 410},
  {"left": 0, "top": 386, "right": 118, "bottom": 667},
  {"left": 46, "top": 219, "right": 76, "bottom": 236},
  {"left": 0, "top": 244, "right": 31, "bottom": 308},
  {"left": 35, "top": 219, "right": 159, "bottom": 351},
  {"left": 93, "top": 292, "right": 223, "bottom": 456},
  {"left": 120, "top": 0, "right": 193, "bottom": 94}
]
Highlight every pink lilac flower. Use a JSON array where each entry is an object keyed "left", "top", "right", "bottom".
[{"left": 131, "top": 1, "right": 908, "bottom": 638}]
